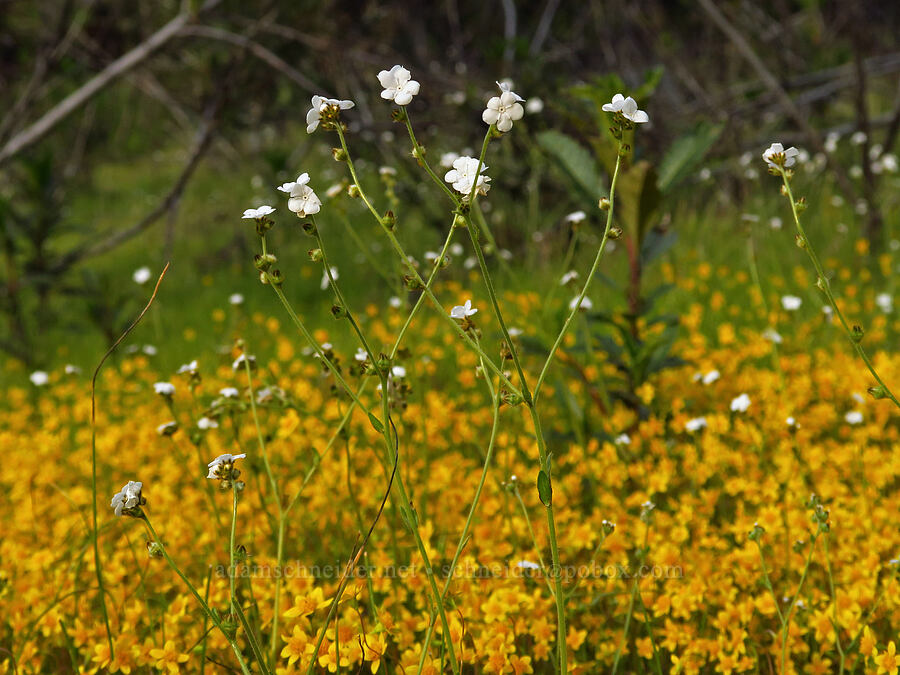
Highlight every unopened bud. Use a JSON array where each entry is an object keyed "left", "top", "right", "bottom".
[
  {"left": 330, "top": 303, "right": 347, "bottom": 319},
  {"left": 382, "top": 210, "right": 396, "bottom": 229},
  {"left": 254, "top": 253, "right": 277, "bottom": 271},
  {"left": 608, "top": 226, "right": 623, "bottom": 240},
  {"left": 795, "top": 197, "right": 807, "bottom": 213},
  {"left": 851, "top": 324, "right": 864, "bottom": 343},
  {"left": 301, "top": 220, "right": 317, "bottom": 236},
  {"left": 795, "top": 235, "right": 807, "bottom": 249},
  {"left": 348, "top": 184, "right": 361, "bottom": 198},
  {"left": 332, "top": 147, "right": 348, "bottom": 161},
  {"left": 868, "top": 385, "right": 888, "bottom": 400},
  {"left": 269, "top": 269, "right": 284, "bottom": 287},
  {"left": 308, "top": 248, "right": 323, "bottom": 262},
  {"left": 598, "top": 197, "right": 611, "bottom": 211}
]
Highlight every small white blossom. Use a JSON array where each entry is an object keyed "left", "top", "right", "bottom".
[
  {"left": 278, "top": 173, "right": 321, "bottom": 217},
  {"left": 876, "top": 293, "right": 893, "bottom": 313},
  {"left": 232, "top": 354, "right": 255, "bottom": 371},
  {"left": 354, "top": 348, "right": 368, "bottom": 363},
  {"left": 685, "top": 417, "right": 707, "bottom": 432},
  {"left": 392, "top": 366, "right": 407, "bottom": 378},
  {"left": 377, "top": 65, "right": 420, "bottom": 106},
  {"left": 306, "top": 95, "right": 354, "bottom": 133},
  {"left": 508, "top": 327, "right": 523, "bottom": 337},
  {"left": 197, "top": 417, "right": 219, "bottom": 430},
  {"left": 762, "top": 328, "right": 783, "bottom": 344},
  {"left": 844, "top": 410, "right": 863, "bottom": 425},
  {"left": 153, "top": 382, "right": 175, "bottom": 396},
  {"left": 229, "top": 293, "right": 244, "bottom": 306},
  {"left": 850, "top": 131, "right": 867, "bottom": 146},
  {"left": 110, "top": 481, "right": 143, "bottom": 517},
  {"left": 560, "top": 270, "right": 579, "bottom": 285},
  {"left": 569, "top": 295, "right": 593, "bottom": 311},
  {"left": 321, "top": 266, "right": 338, "bottom": 290},
  {"left": 220, "top": 387, "right": 239, "bottom": 398},
  {"left": 482, "top": 81, "right": 525, "bottom": 132},
  {"left": 786, "top": 416, "right": 797, "bottom": 427},
  {"left": 565, "top": 210, "right": 587, "bottom": 224},
  {"left": 64, "top": 364, "right": 81, "bottom": 375},
  {"left": 142, "top": 345, "right": 157, "bottom": 356},
  {"left": 769, "top": 217, "right": 783, "bottom": 230},
  {"left": 440, "top": 152, "right": 460, "bottom": 169},
  {"left": 762, "top": 143, "right": 800, "bottom": 169},
  {"left": 156, "top": 421, "right": 177, "bottom": 436},
  {"left": 702, "top": 370, "right": 720, "bottom": 385},
  {"left": 450, "top": 299, "right": 478, "bottom": 319},
  {"left": 133, "top": 267, "right": 152, "bottom": 285},
  {"left": 207, "top": 453, "right": 246, "bottom": 479},
  {"left": 29, "top": 370, "right": 49, "bottom": 386},
  {"left": 177, "top": 360, "right": 198, "bottom": 375},
  {"left": 614, "top": 433, "right": 631, "bottom": 446},
  {"left": 444, "top": 156, "right": 491, "bottom": 198},
  {"left": 730, "top": 393, "right": 751, "bottom": 413},
  {"left": 515, "top": 560, "right": 540, "bottom": 570},
  {"left": 241, "top": 205, "right": 275, "bottom": 220},
  {"left": 601, "top": 94, "right": 649, "bottom": 124},
  {"left": 781, "top": 295, "right": 802, "bottom": 311},
  {"left": 824, "top": 132, "right": 840, "bottom": 153},
  {"left": 389, "top": 296, "right": 402, "bottom": 308},
  {"left": 525, "top": 97, "right": 544, "bottom": 114}
]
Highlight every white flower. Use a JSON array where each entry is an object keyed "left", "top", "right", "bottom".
[
  {"left": 440, "top": 152, "right": 460, "bottom": 169},
  {"left": 377, "top": 65, "right": 420, "bottom": 106},
  {"left": 197, "top": 416, "right": 219, "bottom": 430},
  {"left": 569, "top": 295, "right": 593, "bottom": 311},
  {"left": 614, "top": 433, "right": 631, "bottom": 446},
  {"left": 824, "top": 132, "right": 840, "bottom": 153},
  {"left": 601, "top": 94, "right": 649, "bottom": 124},
  {"left": 229, "top": 293, "right": 244, "bottom": 306},
  {"left": 29, "top": 370, "right": 49, "bottom": 386},
  {"left": 156, "top": 421, "right": 177, "bottom": 436},
  {"left": 450, "top": 299, "right": 478, "bottom": 319},
  {"left": 508, "top": 327, "right": 523, "bottom": 337},
  {"left": 565, "top": 211, "right": 587, "bottom": 224},
  {"left": 142, "top": 345, "right": 157, "bottom": 356},
  {"left": 844, "top": 410, "right": 863, "bottom": 425},
  {"left": 389, "top": 296, "right": 402, "bottom": 308},
  {"left": 177, "top": 360, "right": 198, "bottom": 375},
  {"left": 450, "top": 242, "right": 464, "bottom": 257},
  {"left": 320, "top": 266, "right": 338, "bottom": 290},
  {"left": 786, "top": 416, "right": 796, "bottom": 427},
  {"left": 482, "top": 81, "right": 524, "bottom": 132},
  {"left": 392, "top": 366, "right": 407, "bottom": 378},
  {"left": 153, "top": 381, "right": 175, "bottom": 396},
  {"left": 278, "top": 173, "right": 321, "bottom": 217},
  {"left": 730, "top": 393, "right": 751, "bottom": 413},
  {"left": 781, "top": 295, "right": 802, "bottom": 311},
  {"left": 762, "top": 328, "right": 783, "bottom": 344},
  {"left": 560, "top": 270, "right": 579, "bottom": 285},
  {"left": 515, "top": 560, "right": 540, "bottom": 570},
  {"left": 769, "top": 217, "right": 783, "bottom": 230},
  {"left": 850, "top": 131, "right": 867, "bottom": 146},
  {"left": 133, "top": 266, "right": 152, "bottom": 285},
  {"left": 762, "top": 143, "right": 800, "bottom": 169},
  {"left": 702, "top": 370, "right": 720, "bottom": 385},
  {"left": 876, "top": 293, "right": 893, "bottom": 313},
  {"left": 241, "top": 205, "right": 275, "bottom": 219},
  {"left": 207, "top": 453, "right": 246, "bottom": 479},
  {"left": 685, "top": 417, "right": 707, "bottom": 432},
  {"left": 444, "top": 156, "right": 490, "bottom": 198},
  {"left": 64, "top": 364, "right": 81, "bottom": 375},
  {"left": 232, "top": 354, "right": 255, "bottom": 371},
  {"left": 220, "top": 387, "right": 239, "bottom": 398},
  {"left": 525, "top": 97, "right": 544, "bottom": 114},
  {"left": 110, "top": 481, "right": 143, "bottom": 517},
  {"left": 354, "top": 348, "right": 368, "bottom": 363},
  {"left": 306, "top": 95, "right": 354, "bottom": 133}
]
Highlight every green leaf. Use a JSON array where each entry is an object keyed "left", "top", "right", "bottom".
[
  {"left": 536, "top": 130, "right": 606, "bottom": 202},
  {"left": 537, "top": 470, "right": 552, "bottom": 507},
  {"left": 617, "top": 160, "right": 662, "bottom": 244},
  {"left": 657, "top": 122, "right": 723, "bottom": 193},
  {"left": 368, "top": 413, "right": 384, "bottom": 433}
]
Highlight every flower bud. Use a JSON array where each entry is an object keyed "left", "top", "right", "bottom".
[
  {"left": 598, "top": 198, "right": 611, "bottom": 211},
  {"left": 147, "top": 541, "right": 164, "bottom": 559},
  {"left": 795, "top": 235, "right": 807, "bottom": 249},
  {"left": 748, "top": 523, "right": 765, "bottom": 542},
  {"left": 269, "top": 269, "right": 284, "bottom": 287},
  {"left": 851, "top": 324, "right": 864, "bottom": 343},
  {"left": 308, "top": 248, "right": 323, "bottom": 262},
  {"left": 348, "top": 184, "right": 361, "bottom": 198},
  {"left": 608, "top": 226, "right": 623, "bottom": 239},
  {"left": 795, "top": 197, "right": 807, "bottom": 213},
  {"left": 254, "top": 253, "right": 277, "bottom": 271},
  {"left": 382, "top": 210, "right": 396, "bottom": 230},
  {"left": 330, "top": 303, "right": 347, "bottom": 319},
  {"left": 816, "top": 276, "right": 827, "bottom": 292},
  {"left": 332, "top": 147, "right": 348, "bottom": 161},
  {"left": 868, "top": 385, "right": 888, "bottom": 400},
  {"left": 601, "top": 520, "right": 616, "bottom": 536},
  {"left": 301, "top": 220, "right": 317, "bottom": 236}
]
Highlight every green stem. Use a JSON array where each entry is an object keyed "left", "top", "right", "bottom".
[{"left": 780, "top": 171, "right": 900, "bottom": 408}]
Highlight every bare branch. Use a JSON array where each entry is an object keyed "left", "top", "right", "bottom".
[
  {"left": 0, "top": 0, "right": 221, "bottom": 166},
  {"left": 177, "top": 25, "right": 321, "bottom": 94}
]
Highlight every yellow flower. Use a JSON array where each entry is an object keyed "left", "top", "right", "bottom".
[
  {"left": 876, "top": 642, "right": 899, "bottom": 675},
  {"left": 280, "top": 625, "right": 313, "bottom": 666},
  {"left": 148, "top": 641, "right": 190, "bottom": 674}
]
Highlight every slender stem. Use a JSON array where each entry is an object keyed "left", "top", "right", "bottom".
[
  {"left": 780, "top": 532, "right": 819, "bottom": 674},
  {"left": 142, "top": 515, "right": 253, "bottom": 675},
  {"left": 754, "top": 540, "right": 785, "bottom": 624},
  {"left": 780, "top": 171, "right": 900, "bottom": 407},
  {"left": 403, "top": 113, "right": 460, "bottom": 205},
  {"left": 535, "top": 149, "right": 623, "bottom": 401},
  {"left": 229, "top": 480, "right": 238, "bottom": 617},
  {"left": 822, "top": 535, "right": 846, "bottom": 672}
]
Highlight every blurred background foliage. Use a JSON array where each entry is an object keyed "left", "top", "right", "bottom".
[{"left": 1, "top": 0, "right": 899, "bottom": 375}]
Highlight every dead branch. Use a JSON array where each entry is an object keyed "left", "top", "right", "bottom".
[{"left": 0, "top": 0, "right": 221, "bottom": 166}]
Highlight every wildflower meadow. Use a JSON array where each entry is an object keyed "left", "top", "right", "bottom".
[{"left": 3, "top": 3, "right": 900, "bottom": 674}]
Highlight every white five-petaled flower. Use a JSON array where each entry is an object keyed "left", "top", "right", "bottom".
[
  {"left": 154, "top": 381, "right": 175, "bottom": 396},
  {"left": 845, "top": 411, "right": 863, "bottom": 425},
  {"left": 762, "top": 143, "right": 800, "bottom": 169},
  {"left": 781, "top": 295, "right": 802, "bottom": 311},
  {"left": 685, "top": 416, "right": 707, "bottom": 432},
  {"left": 730, "top": 393, "right": 751, "bottom": 413},
  {"left": 207, "top": 453, "right": 246, "bottom": 480},
  {"left": 377, "top": 65, "right": 420, "bottom": 106},
  {"left": 450, "top": 299, "right": 478, "bottom": 319},
  {"left": 111, "top": 481, "right": 143, "bottom": 517},
  {"left": 133, "top": 266, "right": 152, "bottom": 285},
  {"left": 444, "top": 156, "right": 491, "bottom": 198},
  {"left": 241, "top": 205, "right": 275, "bottom": 220},
  {"left": 569, "top": 295, "right": 593, "bottom": 311},
  {"left": 278, "top": 173, "right": 322, "bottom": 218},
  {"left": 306, "top": 95, "right": 354, "bottom": 133},
  {"left": 602, "top": 94, "right": 649, "bottom": 124},
  {"left": 29, "top": 370, "right": 49, "bottom": 386},
  {"left": 482, "top": 81, "right": 525, "bottom": 132}
]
